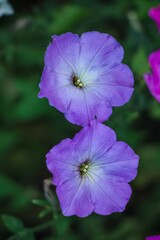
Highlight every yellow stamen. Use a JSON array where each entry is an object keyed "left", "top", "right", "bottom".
[
  {"left": 79, "top": 162, "right": 89, "bottom": 176},
  {"left": 73, "top": 76, "right": 84, "bottom": 88}
]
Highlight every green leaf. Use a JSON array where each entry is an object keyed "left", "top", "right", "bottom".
[{"left": 2, "top": 215, "right": 24, "bottom": 233}]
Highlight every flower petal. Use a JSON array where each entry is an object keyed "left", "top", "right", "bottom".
[
  {"left": 64, "top": 89, "right": 90, "bottom": 126},
  {"left": 78, "top": 31, "right": 124, "bottom": 78},
  {"left": 148, "top": 50, "right": 160, "bottom": 79},
  {"left": 65, "top": 88, "right": 112, "bottom": 126},
  {"left": 88, "top": 175, "right": 132, "bottom": 215},
  {"left": 38, "top": 66, "right": 76, "bottom": 112},
  {"left": 51, "top": 33, "right": 80, "bottom": 74},
  {"left": 57, "top": 178, "right": 94, "bottom": 217},
  {"left": 45, "top": 43, "right": 73, "bottom": 75},
  {"left": 96, "top": 141, "right": 139, "bottom": 182},
  {"left": 72, "top": 121, "right": 116, "bottom": 160},
  {"left": 89, "top": 121, "right": 117, "bottom": 159},
  {"left": 144, "top": 73, "right": 160, "bottom": 102},
  {"left": 144, "top": 49, "right": 160, "bottom": 102},
  {"left": 46, "top": 138, "right": 81, "bottom": 186},
  {"left": 87, "top": 64, "right": 134, "bottom": 107},
  {"left": 84, "top": 88, "right": 113, "bottom": 123},
  {"left": 149, "top": 5, "right": 160, "bottom": 32},
  {"left": 146, "top": 235, "right": 160, "bottom": 240}
]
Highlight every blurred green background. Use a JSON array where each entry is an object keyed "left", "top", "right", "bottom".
[{"left": 0, "top": 0, "right": 160, "bottom": 239}]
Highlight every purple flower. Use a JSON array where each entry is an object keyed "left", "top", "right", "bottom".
[
  {"left": 149, "top": 5, "right": 160, "bottom": 32},
  {"left": 38, "top": 32, "right": 134, "bottom": 127},
  {"left": 144, "top": 49, "right": 160, "bottom": 102},
  {"left": 46, "top": 121, "right": 139, "bottom": 217},
  {"left": 146, "top": 236, "right": 160, "bottom": 240}
]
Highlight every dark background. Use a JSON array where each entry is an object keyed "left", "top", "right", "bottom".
[{"left": 0, "top": 0, "right": 160, "bottom": 239}]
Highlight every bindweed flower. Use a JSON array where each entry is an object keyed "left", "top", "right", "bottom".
[
  {"left": 38, "top": 32, "right": 134, "bottom": 127},
  {"left": 144, "top": 49, "right": 160, "bottom": 102},
  {"left": 46, "top": 120, "right": 139, "bottom": 217},
  {"left": 146, "top": 236, "right": 160, "bottom": 240},
  {"left": 149, "top": 5, "right": 160, "bottom": 32}
]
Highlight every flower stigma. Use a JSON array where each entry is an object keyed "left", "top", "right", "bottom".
[
  {"left": 72, "top": 75, "right": 84, "bottom": 88},
  {"left": 79, "top": 161, "right": 89, "bottom": 176}
]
